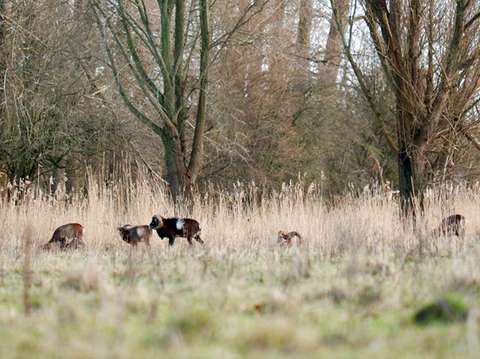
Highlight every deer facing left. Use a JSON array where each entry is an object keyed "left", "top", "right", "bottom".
[
  {"left": 118, "top": 220, "right": 161, "bottom": 247},
  {"left": 42, "top": 223, "right": 85, "bottom": 251}
]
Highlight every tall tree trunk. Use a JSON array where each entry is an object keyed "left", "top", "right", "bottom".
[
  {"left": 161, "top": 130, "right": 191, "bottom": 203},
  {"left": 397, "top": 144, "right": 424, "bottom": 215},
  {"left": 397, "top": 108, "right": 426, "bottom": 217},
  {"left": 65, "top": 157, "right": 79, "bottom": 197},
  {"left": 269, "top": 0, "right": 286, "bottom": 87},
  {"left": 292, "top": 0, "right": 312, "bottom": 105},
  {"left": 296, "top": 0, "right": 312, "bottom": 84},
  {"left": 320, "top": 0, "right": 349, "bottom": 87}
]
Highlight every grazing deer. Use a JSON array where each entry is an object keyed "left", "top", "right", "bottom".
[
  {"left": 150, "top": 215, "right": 203, "bottom": 246},
  {"left": 117, "top": 224, "right": 153, "bottom": 247},
  {"left": 277, "top": 231, "right": 302, "bottom": 246},
  {"left": 433, "top": 214, "right": 466, "bottom": 237},
  {"left": 42, "top": 223, "right": 84, "bottom": 251}
]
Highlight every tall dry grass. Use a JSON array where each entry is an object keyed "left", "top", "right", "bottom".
[
  {"left": 1, "top": 172, "right": 479, "bottom": 257},
  {"left": 1, "top": 173, "right": 480, "bottom": 357}
]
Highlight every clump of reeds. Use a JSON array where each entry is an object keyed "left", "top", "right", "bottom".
[{"left": 0, "top": 168, "right": 477, "bottom": 262}]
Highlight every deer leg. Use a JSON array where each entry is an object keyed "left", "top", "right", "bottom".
[
  {"left": 194, "top": 234, "right": 204, "bottom": 244},
  {"left": 73, "top": 238, "right": 81, "bottom": 250},
  {"left": 145, "top": 237, "right": 151, "bottom": 250},
  {"left": 187, "top": 236, "right": 193, "bottom": 245},
  {"left": 296, "top": 235, "right": 302, "bottom": 245},
  {"left": 168, "top": 236, "right": 175, "bottom": 246},
  {"left": 59, "top": 238, "right": 67, "bottom": 250},
  {"left": 41, "top": 242, "right": 51, "bottom": 251}
]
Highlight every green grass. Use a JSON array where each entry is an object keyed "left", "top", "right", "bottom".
[{"left": 0, "top": 245, "right": 479, "bottom": 358}]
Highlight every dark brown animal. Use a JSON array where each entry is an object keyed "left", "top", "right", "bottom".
[
  {"left": 150, "top": 215, "right": 203, "bottom": 246},
  {"left": 277, "top": 231, "right": 302, "bottom": 246},
  {"left": 42, "top": 223, "right": 84, "bottom": 251},
  {"left": 117, "top": 224, "right": 153, "bottom": 247},
  {"left": 434, "top": 214, "right": 466, "bottom": 237}
]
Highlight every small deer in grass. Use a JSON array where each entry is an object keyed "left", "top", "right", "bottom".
[
  {"left": 42, "top": 223, "right": 85, "bottom": 251},
  {"left": 118, "top": 224, "right": 154, "bottom": 247},
  {"left": 277, "top": 231, "right": 302, "bottom": 246},
  {"left": 432, "top": 214, "right": 466, "bottom": 238},
  {"left": 150, "top": 215, "right": 203, "bottom": 246}
]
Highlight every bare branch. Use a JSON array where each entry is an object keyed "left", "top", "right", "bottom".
[{"left": 330, "top": 0, "right": 398, "bottom": 152}]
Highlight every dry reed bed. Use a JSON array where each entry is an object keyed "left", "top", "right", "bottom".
[{"left": 1, "top": 181, "right": 479, "bottom": 254}]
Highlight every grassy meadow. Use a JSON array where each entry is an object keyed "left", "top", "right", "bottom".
[{"left": 1, "top": 178, "right": 480, "bottom": 358}]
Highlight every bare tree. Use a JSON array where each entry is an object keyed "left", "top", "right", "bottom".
[
  {"left": 0, "top": 1, "right": 78, "bottom": 186},
  {"left": 334, "top": 0, "right": 480, "bottom": 214},
  {"left": 91, "top": 0, "right": 210, "bottom": 201}
]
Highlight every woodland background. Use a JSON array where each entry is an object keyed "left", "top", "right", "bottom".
[{"left": 1, "top": 0, "right": 480, "bottom": 205}]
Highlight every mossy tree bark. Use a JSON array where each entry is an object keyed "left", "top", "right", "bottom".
[{"left": 93, "top": 0, "right": 210, "bottom": 203}]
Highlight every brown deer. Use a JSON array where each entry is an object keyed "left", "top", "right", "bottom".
[
  {"left": 433, "top": 214, "right": 466, "bottom": 237},
  {"left": 64, "top": 237, "right": 86, "bottom": 250},
  {"left": 42, "top": 223, "right": 85, "bottom": 250},
  {"left": 277, "top": 231, "right": 302, "bottom": 246},
  {"left": 150, "top": 215, "right": 203, "bottom": 246},
  {"left": 117, "top": 224, "right": 153, "bottom": 247}
]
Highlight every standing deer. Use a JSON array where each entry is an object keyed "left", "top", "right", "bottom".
[
  {"left": 433, "top": 214, "right": 466, "bottom": 237},
  {"left": 150, "top": 215, "right": 203, "bottom": 246},
  {"left": 117, "top": 224, "right": 153, "bottom": 247}
]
